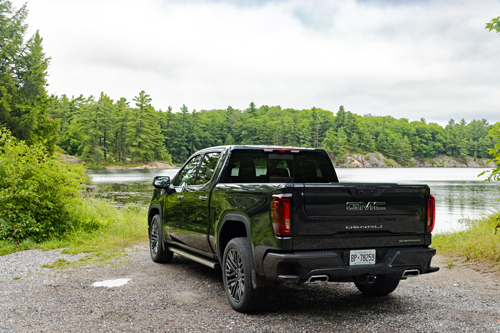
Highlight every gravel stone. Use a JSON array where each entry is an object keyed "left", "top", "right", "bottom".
[
  {"left": 0, "top": 249, "right": 86, "bottom": 280},
  {"left": 1, "top": 244, "right": 499, "bottom": 332}
]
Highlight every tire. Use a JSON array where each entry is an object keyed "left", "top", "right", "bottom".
[
  {"left": 222, "top": 237, "right": 267, "bottom": 313},
  {"left": 149, "top": 214, "right": 173, "bottom": 263},
  {"left": 354, "top": 275, "right": 400, "bottom": 297}
]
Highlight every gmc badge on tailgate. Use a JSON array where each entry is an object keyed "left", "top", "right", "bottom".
[{"left": 346, "top": 202, "right": 386, "bottom": 211}]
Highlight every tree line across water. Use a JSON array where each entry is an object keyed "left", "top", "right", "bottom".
[{"left": 50, "top": 94, "right": 497, "bottom": 166}]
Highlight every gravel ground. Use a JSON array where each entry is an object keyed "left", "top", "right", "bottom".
[
  {"left": 1, "top": 244, "right": 499, "bottom": 332},
  {"left": 0, "top": 250, "right": 87, "bottom": 281}
]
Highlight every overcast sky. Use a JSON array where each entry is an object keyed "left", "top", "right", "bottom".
[{"left": 11, "top": 0, "right": 500, "bottom": 126}]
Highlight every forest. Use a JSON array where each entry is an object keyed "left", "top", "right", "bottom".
[{"left": 49, "top": 94, "right": 496, "bottom": 166}]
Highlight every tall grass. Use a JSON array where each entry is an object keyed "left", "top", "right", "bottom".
[
  {"left": 0, "top": 197, "right": 148, "bottom": 256},
  {"left": 432, "top": 210, "right": 500, "bottom": 263}
]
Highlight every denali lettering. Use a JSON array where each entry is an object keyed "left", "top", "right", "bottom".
[
  {"left": 346, "top": 225, "right": 383, "bottom": 229},
  {"left": 346, "top": 202, "right": 386, "bottom": 211}
]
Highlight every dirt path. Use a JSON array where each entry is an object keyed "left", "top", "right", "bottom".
[{"left": 1, "top": 245, "right": 499, "bottom": 332}]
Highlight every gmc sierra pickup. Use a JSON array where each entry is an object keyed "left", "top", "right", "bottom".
[{"left": 148, "top": 145, "right": 438, "bottom": 312}]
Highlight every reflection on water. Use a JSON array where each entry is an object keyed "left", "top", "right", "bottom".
[
  {"left": 87, "top": 168, "right": 500, "bottom": 234},
  {"left": 87, "top": 169, "right": 179, "bottom": 207}
]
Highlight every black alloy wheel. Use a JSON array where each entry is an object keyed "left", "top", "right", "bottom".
[
  {"left": 149, "top": 214, "right": 173, "bottom": 263},
  {"left": 226, "top": 248, "right": 245, "bottom": 302},
  {"left": 222, "top": 237, "right": 266, "bottom": 312}
]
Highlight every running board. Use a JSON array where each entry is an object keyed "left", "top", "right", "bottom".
[{"left": 168, "top": 247, "right": 219, "bottom": 269}]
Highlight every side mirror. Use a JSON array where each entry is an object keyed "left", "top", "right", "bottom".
[{"left": 153, "top": 176, "right": 170, "bottom": 189}]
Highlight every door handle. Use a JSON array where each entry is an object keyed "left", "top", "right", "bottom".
[
  {"left": 177, "top": 195, "right": 184, "bottom": 200},
  {"left": 199, "top": 195, "right": 207, "bottom": 201}
]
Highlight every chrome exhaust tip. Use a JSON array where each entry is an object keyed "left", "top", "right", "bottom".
[
  {"left": 402, "top": 269, "right": 420, "bottom": 278},
  {"left": 306, "top": 275, "right": 329, "bottom": 284}
]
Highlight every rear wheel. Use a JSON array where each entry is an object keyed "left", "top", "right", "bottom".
[
  {"left": 354, "top": 275, "right": 400, "bottom": 297},
  {"left": 149, "top": 214, "right": 173, "bottom": 263},
  {"left": 222, "top": 237, "right": 266, "bottom": 312}
]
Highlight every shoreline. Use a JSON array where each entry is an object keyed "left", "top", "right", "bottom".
[
  {"left": 61, "top": 152, "right": 495, "bottom": 169},
  {"left": 334, "top": 152, "right": 496, "bottom": 168},
  {"left": 104, "top": 162, "right": 176, "bottom": 170}
]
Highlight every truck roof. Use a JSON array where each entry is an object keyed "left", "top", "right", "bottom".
[{"left": 195, "top": 145, "right": 326, "bottom": 154}]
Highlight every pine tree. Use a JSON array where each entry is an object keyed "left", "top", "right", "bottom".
[
  {"left": 127, "top": 91, "right": 165, "bottom": 162},
  {"left": 76, "top": 96, "right": 104, "bottom": 163},
  {"left": 114, "top": 97, "right": 130, "bottom": 162},
  {"left": 96, "top": 93, "right": 114, "bottom": 160},
  {"left": 0, "top": 2, "right": 57, "bottom": 152}
]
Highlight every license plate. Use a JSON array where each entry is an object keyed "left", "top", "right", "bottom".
[{"left": 349, "top": 249, "right": 376, "bottom": 266}]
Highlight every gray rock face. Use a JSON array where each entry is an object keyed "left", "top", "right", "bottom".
[{"left": 332, "top": 153, "right": 495, "bottom": 168}]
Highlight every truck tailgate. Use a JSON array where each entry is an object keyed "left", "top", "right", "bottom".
[{"left": 292, "top": 183, "right": 430, "bottom": 250}]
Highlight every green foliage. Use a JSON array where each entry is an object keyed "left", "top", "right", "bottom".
[
  {"left": 0, "top": 128, "right": 87, "bottom": 242},
  {"left": 0, "top": 1, "right": 58, "bottom": 153},
  {"left": 48, "top": 92, "right": 496, "bottom": 165},
  {"left": 128, "top": 91, "right": 166, "bottom": 162},
  {"left": 51, "top": 97, "right": 495, "bottom": 165},
  {"left": 0, "top": 197, "right": 148, "bottom": 258},
  {"left": 322, "top": 126, "right": 348, "bottom": 163},
  {"left": 479, "top": 122, "right": 500, "bottom": 184},
  {"left": 432, "top": 211, "right": 500, "bottom": 264},
  {"left": 486, "top": 16, "right": 500, "bottom": 33},
  {"left": 50, "top": 91, "right": 172, "bottom": 165}
]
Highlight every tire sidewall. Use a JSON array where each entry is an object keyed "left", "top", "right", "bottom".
[
  {"left": 149, "top": 214, "right": 160, "bottom": 261},
  {"left": 222, "top": 238, "right": 253, "bottom": 311},
  {"left": 149, "top": 214, "right": 173, "bottom": 263}
]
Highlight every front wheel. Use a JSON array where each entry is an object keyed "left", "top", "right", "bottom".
[
  {"left": 354, "top": 275, "right": 400, "bottom": 297},
  {"left": 222, "top": 237, "right": 266, "bottom": 313},
  {"left": 149, "top": 214, "right": 173, "bottom": 263}
]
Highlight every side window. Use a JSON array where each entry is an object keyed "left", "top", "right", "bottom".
[
  {"left": 174, "top": 155, "right": 202, "bottom": 186},
  {"left": 223, "top": 152, "right": 261, "bottom": 183},
  {"left": 230, "top": 161, "right": 240, "bottom": 176},
  {"left": 196, "top": 152, "right": 221, "bottom": 185},
  {"left": 294, "top": 153, "right": 338, "bottom": 183},
  {"left": 222, "top": 151, "right": 292, "bottom": 183}
]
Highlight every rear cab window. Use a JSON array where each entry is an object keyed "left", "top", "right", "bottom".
[{"left": 221, "top": 149, "right": 338, "bottom": 183}]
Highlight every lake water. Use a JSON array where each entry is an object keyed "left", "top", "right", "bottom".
[{"left": 87, "top": 168, "right": 500, "bottom": 234}]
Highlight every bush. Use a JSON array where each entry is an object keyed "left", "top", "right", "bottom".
[
  {"left": 0, "top": 128, "right": 87, "bottom": 242},
  {"left": 0, "top": 197, "right": 148, "bottom": 257}
]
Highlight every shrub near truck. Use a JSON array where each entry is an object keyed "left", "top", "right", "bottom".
[{"left": 148, "top": 145, "right": 439, "bottom": 312}]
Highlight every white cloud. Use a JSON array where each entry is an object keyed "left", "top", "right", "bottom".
[{"left": 12, "top": 0, "right": 500, "bottom": 125}]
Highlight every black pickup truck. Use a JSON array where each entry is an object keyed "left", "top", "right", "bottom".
[{"left": 148, "top": 145, "right": 438, "bottom": 312}]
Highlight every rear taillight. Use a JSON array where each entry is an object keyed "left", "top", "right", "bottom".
[
  {"left": 426, "top": 195, "right": 435, "bottom": 232},
  {"left": 271, "top": 194, "right": 292, "bottom": 236}
]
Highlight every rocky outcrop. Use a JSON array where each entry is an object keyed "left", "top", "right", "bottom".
[
  {"left": 59, "top": 153, "right": 82, "bottom": 164},
  {"left": 128, "top": 162, "right": 175, "bottom": 169},
  {"left": 334, "top": 153, "right": 400, "bottom": 168},
  {"left": 333, "top": 153, "right": 496, "bottom": 168}
]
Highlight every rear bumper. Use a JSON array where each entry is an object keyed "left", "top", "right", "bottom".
[{"left": 262, "top": 246, "right": 438, "bottom": 282}]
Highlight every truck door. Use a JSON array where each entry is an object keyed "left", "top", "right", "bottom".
[
  {"left": 164, "top": 154, "right": 202, "bottom": 245},
  {"left": 181, "top": 152, "right": 221, "bottom": 253}
]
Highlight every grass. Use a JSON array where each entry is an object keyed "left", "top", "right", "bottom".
[
  {"left": 0, "top": 197, "right": 148, "bottom": 265},
  {"left": 444, "top": 258, "right": 457, "bottom": 269},
  {"left": 432, "top": 210, "right": 500, "bottom": 264}
]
